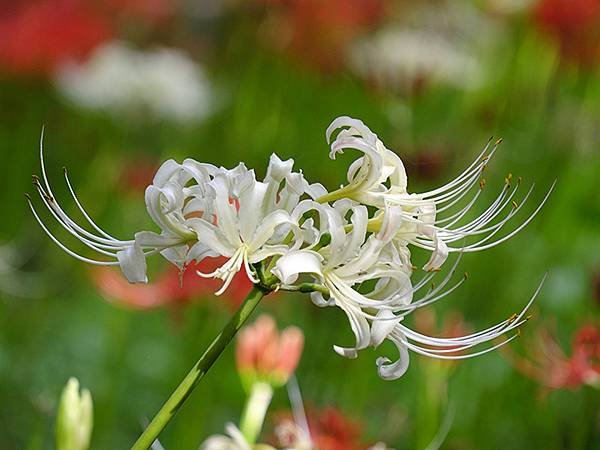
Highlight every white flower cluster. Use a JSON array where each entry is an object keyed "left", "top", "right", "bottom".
[
  {"left": 55, "top": 41, "right": 213, "bottom": 123},
  {"left": 349, "top": 28, "right": 482, "bottom": 91},
  {"left": 29, "top": 117, "right": 553, "bottom": 380}
]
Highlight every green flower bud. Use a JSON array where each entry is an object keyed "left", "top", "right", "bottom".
[{"left": 56, "top": 378, "right": 93, "bottom": 450}]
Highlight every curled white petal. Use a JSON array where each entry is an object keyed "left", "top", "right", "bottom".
[
  {"left": 116, "top": 244, "right": 148, "bottom": 283},
  {"left": 272, "top": 250, "right": 324, "bottom": 285}
]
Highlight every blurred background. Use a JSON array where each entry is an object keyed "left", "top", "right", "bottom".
[{"left": 0, "top": 0, "right": 599, "bottom": 449}]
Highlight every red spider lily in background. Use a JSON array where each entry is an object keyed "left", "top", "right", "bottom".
[
  {"left": 256, "top": 0, "right": 387, "bottom": 71},
  {"left": 534, "top": 0, "right": 600, "bottom": 67},
  {"left": 91, "top": 258, "right": 252, "bottom": 310},
  {"left": 275, "top": 407, "right": 368, "bottom": 450},
  {"left": 0, "top": 0, "right": 112, "bottom": 75},
  {"left": 118, "top": 157, "right": 160, "bottom": 194},
  {"left": 0, "top": 0, "right": 179, "bottom": 76},
  {"left": 505, "top": 323, "right": 600, "bottom": 390},
  {"left": 236, "top": 315, "right": 304, "bottom": 388},
  {"left": 307, "top": 408, "right": 367, "bottom": 450}
]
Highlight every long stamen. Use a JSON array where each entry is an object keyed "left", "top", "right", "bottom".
[
  {"left": 448, "top": 182, "right": 555, "bottom": 252},
  {"left": 399, "top": 273, "right": 545, "bottom": 349},
  {"left": 63, "top": 168, "right": 135, "bottom": 245},
  {"left": 32, "top": 181, "right": 123, "bottom": 256},
  {"left": 27, "top": 194, "right": 120, "bottom": 266},
  {"left": 402, "top": 332, "right": 520, "bottom": 360},
  {"left": 419, "top": 138, "right": 497, "bottom": 198},
  {"left": 39, "top": 129, "right": 123, "bottom": 243}
]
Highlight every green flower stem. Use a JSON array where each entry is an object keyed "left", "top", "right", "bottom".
[
  {"left": 131, "top": 285, "right": 268, "bottom": 450},
  {"left": 239, "top": 381, "right": 274, "bottom": 445}
]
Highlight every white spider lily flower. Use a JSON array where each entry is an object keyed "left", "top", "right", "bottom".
[
  {"left": 192, "top": 155, "right": 316, "bottom": 295},
  {"left": 27, "top": 134, "right": 225, "bottom": 283},
  {"left": 272, "top": 201, "right": 462, "bottom": 360},
  {"left": 273, "top": 201, "right": 411, "bottom": 358},
  {"left": 319, "top": 116, "right": 555, "bottom": 271},
  {"left": 274, "top": 197, "right": 548, "bottom": 380},
  {"left": 28, "top": 132, "right": 311, "bottom": 289}
]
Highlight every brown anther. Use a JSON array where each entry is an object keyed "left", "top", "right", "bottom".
[
  {"left": 517, "top": 176, "right": 522, "bottom": 184},
  {"left": 511, "top": 201, "right": 518, "bottom": 209},
  {"left": 495, "top": 138, "right": 503, "bottom": 145},
  {"left": 508, "top": 313, "right": 518, "bottom": 323},
  {"left": 479, "top": 179, "right": 486, "bottom": 190},
  {"left": 525, "top": 314, "right": 533, "bottom": 321},
  {"left": 463, "top": 272, "right": 469, "bottom": 280}
]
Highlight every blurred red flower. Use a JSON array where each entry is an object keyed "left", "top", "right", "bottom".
[
  {"left": 506, "top": 323, "right": 600, "bottom": 390},
  {"left": 308, "top": 408, "right": 367, "bottom": 450},
  {"left": 275, "top": 406, "right": 367, "bottom": 450},
  {"left": 0, "top": 0, "right": 112, "bottom": 75},
  {"left": 534, "top": 0, "right": 600, "bottom": 67},
  {"left": 236, "top": 314, "right": 304, "bottom": 388},
  {"left": 91, "top": 258, "right": 252, "bottom": 310},
  {"left": 118, "top": 157, "right": 160, "bottom": 194},
  {"left": 258, "top": 0, "right": 387, "bottom": 71},
  {"left": 0, "top": 0, "right": 179, "bottom": 76}
]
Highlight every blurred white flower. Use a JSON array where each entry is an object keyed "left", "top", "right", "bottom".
[
  {"left": 349, "top": 28, "right": 482, "bottom": 91},
  {"left": 368, "top": 444, "right": 396, "bottom": 450},
  {"left": 54, "top": 41, "right": 213, "bottom": 123},
  {"left": 200, "top": 423, "right": 276, "bottom": 450},
  {"left": 200, "top": 423, "right": 251, "bottom": 450},
  {"left": 347, "top": 1, "right": 504, "bottom": 92}
]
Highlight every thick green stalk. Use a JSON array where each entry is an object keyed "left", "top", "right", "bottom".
[{"left": 131, "top": 285, "right": 267, "bottom": 450}]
